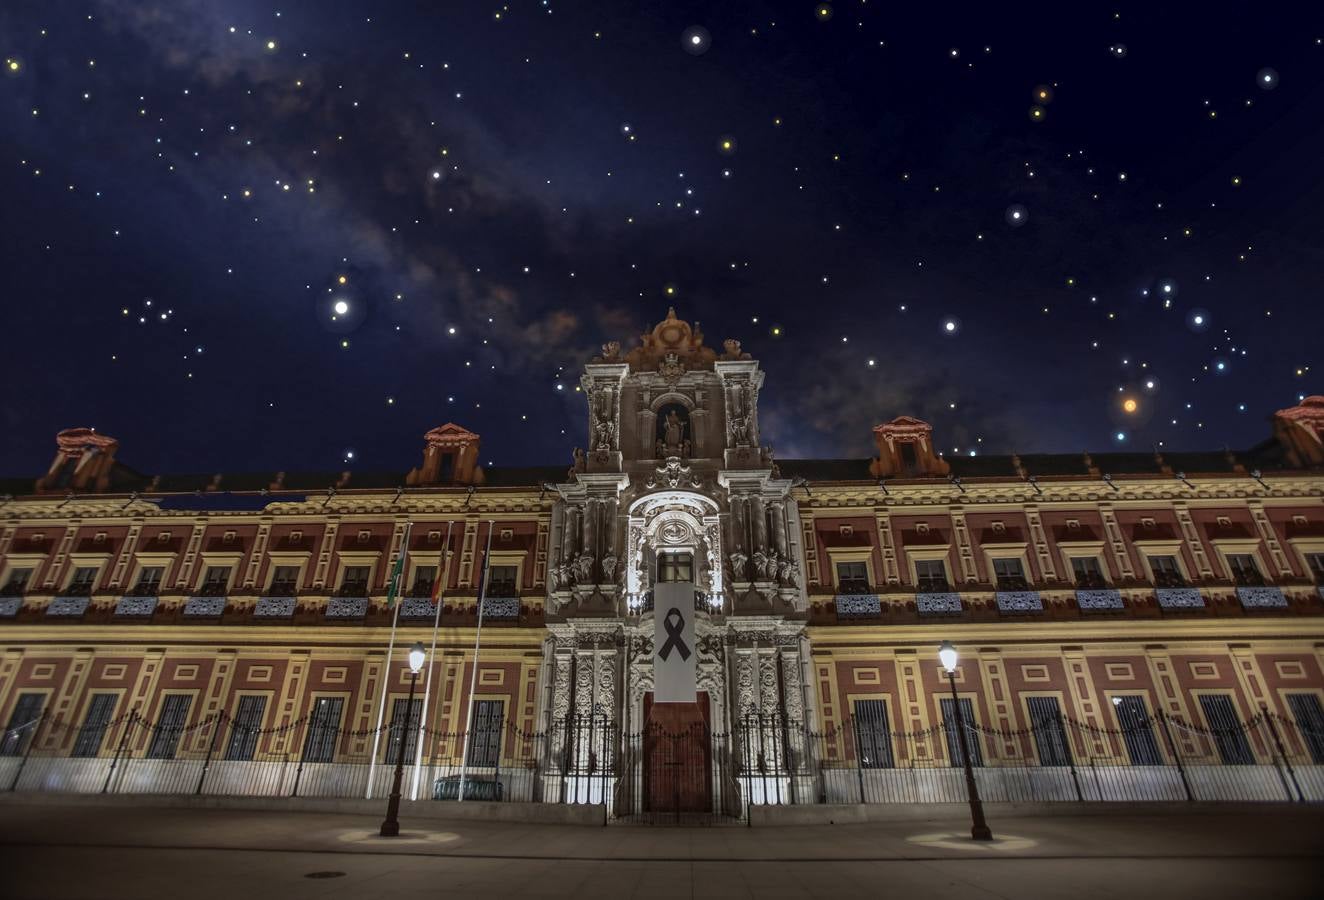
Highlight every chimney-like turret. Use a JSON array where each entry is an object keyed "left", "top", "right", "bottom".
[
  {"left": 35, "top": 427, "right": 121, "bottom": 494},
  {"left": 406, "top": 423, "right": 484, "bottom": 486},
  {"left": 869, "top": 416, "right": 951, "bottom": 478}
]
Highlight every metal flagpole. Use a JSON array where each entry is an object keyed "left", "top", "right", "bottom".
[
  {"left": 457, "top": 519, "right": 495, "bottom": 802},
  {"left": 409, "top": 520, "right": 455, "bottom": 801},
  {"left": 365, "top": 520, "right": 413, "bottom": 799}
]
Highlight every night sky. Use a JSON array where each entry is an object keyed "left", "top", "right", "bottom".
[{"left": 3, "top": 2, "right": 1322, "bottom": 478}]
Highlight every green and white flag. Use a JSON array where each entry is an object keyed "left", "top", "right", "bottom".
[{"left": 384, "top": 523, "right": 412, "bottom": 607}]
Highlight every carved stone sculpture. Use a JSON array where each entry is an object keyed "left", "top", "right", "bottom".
[
  {"left": 573, "top": 552, "right": 595, "bottom": 585},
  {"left": 721, "top": 338, "right": 750, "bottom": 360},
  {"left": 728, "top": 550, "right": 748, "bottom": 583}
]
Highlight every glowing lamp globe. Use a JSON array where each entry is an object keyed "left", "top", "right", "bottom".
[
  {"left": 938, "top": 640, "right": 958, "bottom": 673},
  {"left": 408, "top": 642, "right": 426, "bottom": 674}
]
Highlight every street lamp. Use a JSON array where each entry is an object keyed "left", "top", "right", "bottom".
[
  {"left": 380, "top": 642, "right": 426, "bottom": 837},
  {"left": 938, "top": 640, "right": 993, "bottom": 841}
]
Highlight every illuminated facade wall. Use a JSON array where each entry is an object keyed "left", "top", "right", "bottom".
[{"left": 3, "top": 313, "right": 1324, "bottom": 774}]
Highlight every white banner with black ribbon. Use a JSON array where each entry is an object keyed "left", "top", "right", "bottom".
[{"left": 652, "top": 582, "right": 696, "bottom": 703}]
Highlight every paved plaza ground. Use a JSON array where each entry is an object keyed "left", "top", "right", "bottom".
[{"left": 0, "top": 797, "right": 1320, "bottom": 899}]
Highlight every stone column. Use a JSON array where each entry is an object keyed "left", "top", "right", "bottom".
[
  {"left": 770, "top": 500, "right": 788, "bottom": 558},
  {"left": 751, "top": 496, "right": 767, "bottom": 556}
]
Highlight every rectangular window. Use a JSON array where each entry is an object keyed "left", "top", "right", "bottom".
[
  {"left": 1071, "top": 556, "right": 1106, "bottom": 588},
  {"left": 339, "top": 565, "right": 371, "bottom": 596},
  {"left": 1286, "top": 694, "right": 1324, "bottom": 765},
  {"left": 486, "top": 564, "right": 519, "bottom": 595},
  {"left": 1226, "top": 553, "right": 1263, "bottom": 586},
  {"left": 1148, "top": 555, "right": 1185, "bottom": 587},
  {"left": 915, "top": 559, "right": 950, "bottom": 592},
  {"left": 656, "top": 553, "right": 693, "bottom": 584},
  {"left": 224, "top": 695, "right": 268, "bottom": 761},
  {"left": 1026, "top": 696, "right": 1072, "bottom": 767},
  {"left": 146, "top": 695, "right": 192, "bottom": 759},
  {"left": 852, "top": 699, "right": 894, "bottom": 769},
  {"left": 1112, "top": 696, "right": 1163, "bottom": 765},
  {"left": 268, "top": 565, "right": 300, "bottom": 595},
  {"left": 466, "top": 699, "right": 504, "bottom": 768},
  {"left": 409, "top": 565, "right": 437, "bottom": 596},
  {"left": 993, "top": 557, "right": 1028, "bottom": 589},
  {"left": 132, "top": 566, "right": 164, "bottom": 595},
  {"left": 71, "top": 694, "right": 118, "bottom": 758},
  {"left": 200, "top": 565, "right": 231, "bottom": 595},
  {"left": 1198, "top": 694, "right": 1254, "bottom": 765},
  {"left": 835, "top": 561, "right": 870, "bottom": 593},
  {"left": 66, "top": 566, "right": 98, "bottom": 595},
  {"left": 1, "top": 693, "right": 45, "bottom": 756},
  {"left": 940, "top": 697, "right": 984, "bottom": 767},
  {"left": 1306, "top": 553, "right": 1324, "bottom": 583},
  {"left": 1, "top": 567, "right": 33, "bottom": 596},
  {"left": 383, "top": 697, "right": 423, "bottom": 762},
  {"left": 301, "top": 697, "right": 344, "bottom": 763}
]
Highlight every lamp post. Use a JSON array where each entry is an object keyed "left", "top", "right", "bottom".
[
  {"left": 380, "top": 642, "right": 426, "bottom": 837},
  {"left": 938, "top": 640, "right": 992, "bottom": 841}
]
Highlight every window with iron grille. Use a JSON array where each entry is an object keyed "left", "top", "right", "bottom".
[
  {"left": 1, "top": 693, "right": 45, "bottom": 756},
  {"left": 146, "top": 695, "right": 192, "bottom": 759},
  {"left": 269, "top": 565, "right": 300, "bottom": 594},
  {"left": 835, "top": 561, "right": 870, "bottom": 593},
  {"left": 915, "top": 559, "right": 950, "bottom": 592},
  {"left": 383, "top": 697, "right": 423, "bottom": 762},
  {"left": 132, "top": 566, "right": 164, "bottom": 595},
  {"left": 301, "top": 697, "right": 344, "bottom": 763},
  {"left": 409, "top": 565, "right": 437, "bottom": 596},
  {"left": 1198, "top": 694, "right": 1254, "bottom": 765},
  {"left": 199, "top": 565, "right": 231, "bottom": 595},
  {"left": 1148, "top": 555, "right": 1185, "bottom": 587},
  {"left": 1, "top": 567, "right": 33, "bottom": 596},
  {"left": 1286, "top": 694, "right": 1324, "bottom": 764},
  {"left": 1112, "top": 696, "right": 1163, "bottom": 765},
  {"left": 72, "top": 694, "right": 117, "bottom": 758},
  {"left": 466, "top": 699, "right": 504, "bottom": 768},
  {"left": 852, "top": 699, "right": 894, "bottom": 769},
  {"left": 225, "top": 695, "right": 268, "bottom": 761},
  {"left": 1306, "top": 553, "right": 1324, "bottom": 584},
  {"left": 992, "top": 557, "right": 1028, "bottom": 589},
  {"left": 486, "top": 564, "right": 519, "bottom": 595},
  {"left": 1026, "top": 696, "right": 1072, "bottom": 766},
  {"left": 1226, "top": 553, "right": 1264, "bottom": 586},
  {"left": 940, "top": 697, "right": 984, "bottom": 767},
  {"left": 66, "top": 566, "right": 98, "bottom": 595},
  {"left": 339, "top": 566, "right": 371, "bottom": 596},
  {"left": 1071, "top": 556, "right": 1107, "bottom": 588}
]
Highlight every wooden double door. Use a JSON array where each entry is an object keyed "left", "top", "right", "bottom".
[{"left": 642, "top": 691, "right": 712, "bottom": 815}]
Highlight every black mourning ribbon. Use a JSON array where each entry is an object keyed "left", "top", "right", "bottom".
[{"left": 658, "top": 607, "right": 691, "bottom": 662}]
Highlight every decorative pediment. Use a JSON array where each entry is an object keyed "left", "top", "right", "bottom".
[
  {"left": 623, "top": 308, "right": 718, "bottom": 373},
  {"left": 422, "top": 422, "right": 480, "bottom": 449}
]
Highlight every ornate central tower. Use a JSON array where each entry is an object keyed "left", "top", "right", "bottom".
[{"left": 538, "top": 310, "right": 814, "bottom": 808}]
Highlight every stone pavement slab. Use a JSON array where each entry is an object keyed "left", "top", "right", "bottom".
[{"left": 0, "top": 799, "right": 1320, "bottom": 899}]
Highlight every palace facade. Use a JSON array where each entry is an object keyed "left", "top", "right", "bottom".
[{"left": 3, "top": 309, "right": 1324, "bottom": 811}]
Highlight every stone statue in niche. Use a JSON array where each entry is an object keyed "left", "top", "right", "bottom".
[
  {"left": 655, "top": 404, "right": 691, "bottom": 458},
  {"left": 591, "top": 386, "right": 616, "bottom": 451},
  {"left": 601, "top": 553, "right": 618, "bottom": 583}
]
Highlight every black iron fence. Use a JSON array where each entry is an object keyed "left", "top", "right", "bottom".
[{"left": 3, "top": 705, "right": 1322, "bottom": 816}]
